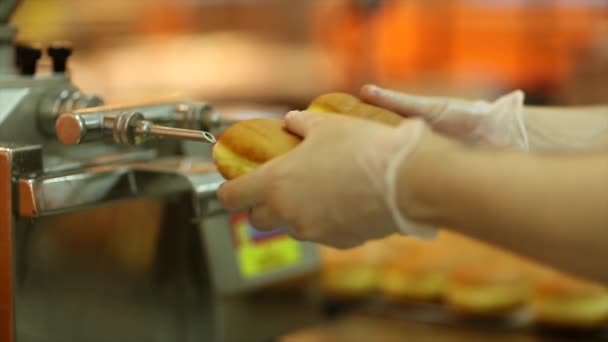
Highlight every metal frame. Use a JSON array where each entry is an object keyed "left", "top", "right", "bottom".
[
  {"left": 0, "top": 144, "right": 43, "bottom": 342},
  {"left": 0, "top": 148, "right": 15, "bottom": 342}
]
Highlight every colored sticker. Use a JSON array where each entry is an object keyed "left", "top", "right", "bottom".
[{"left": 230, "top": 213, "right": 301, "bottom": 278}]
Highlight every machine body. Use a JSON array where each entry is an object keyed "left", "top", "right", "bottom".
[{"left": 0, "top": 4, "right": 321, "bottom": 341}]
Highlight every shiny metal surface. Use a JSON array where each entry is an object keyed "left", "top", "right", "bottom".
[
  {"left": 38, "top": 88, "right": 104, "bottom": 137},
  {"left": 56, "top": 101, "right": 220, "bottom": 145},
  {"left": 18, "top": 157, "right": 222, "bottom": 218},
  {"left": 0, "top": 76, "right": 100, "bottom": 145},
  {"left": 66, "top": 100, "right": 221, "bottom": 130},
  {"left": 140, "top": 122, "right": 217, "bottom": 144}
]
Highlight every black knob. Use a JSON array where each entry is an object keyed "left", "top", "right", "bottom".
[
  {"left": 48, "top": 42, "right": 73, "bottom": 73},
  {"left": 15, "top": 43, "right": 42, "bottom": 76}
]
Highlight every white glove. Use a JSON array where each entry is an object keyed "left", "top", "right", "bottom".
[
  {"left": 360, "top": 118, "right": 438, "bottom": 241},
  {"left": 218, "top": 111, "right": 438, "bottom": 249},
  {"left": 360, "top": 85, "right": 530, "bottom": 150}
]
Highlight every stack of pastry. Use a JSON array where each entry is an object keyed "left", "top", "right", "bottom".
[
  {"left": 530, "top": 273, "right": 608, "bottom": 329},
  {"left": 445, "top": 258, "right": 532, "bottom": 316},
  {"left": 319, "top": 240, "right": 392, "bottom": 299},
  {"left": 442, "top": 236, "right": 551, "bottom": 317},
  {"left": 380, "top": 232, "right": 477, "bottom": 303}
]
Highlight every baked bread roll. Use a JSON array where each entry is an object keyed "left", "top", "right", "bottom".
[
  {"left": 445, "top": 257, "right": 532, "bottom": 316},
  {"left": 212, "top": 93, "right": 403, "bottom": 180},
  {"left": 380, "top": 232, "right": 483, "bottom": 303},
  {"left": 380, "top": 231, "right": 468, "bottom": 303},
  {"left": 212, "top": 118, "right": 301, "bottom": 180},
  {"left": 320, "top": 241, "right": 389, "bottom": 299},
  {"left": 531, "top": 274, "right": 608, "bottom": 329},
  {"left": 307, "top": 92, "right": 403, "bottom": 126},
  {"left": 381, "top": 247, "right": 450, "bottom": 303}
]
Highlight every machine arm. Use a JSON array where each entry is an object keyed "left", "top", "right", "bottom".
[{"left": 56, "top": 101, "right": 220, "bottom": 145}]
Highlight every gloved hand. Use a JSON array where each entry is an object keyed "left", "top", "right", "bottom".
[
  {"left": 360, "top": 85, "right": 530, "bottom": 150},
  {"left": 218, "top": 111, "right": 438, "bottom": 249}
]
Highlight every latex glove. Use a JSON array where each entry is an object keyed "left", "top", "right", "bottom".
[
  {"left": 360, "top": 85, "right": 530, "bottom": 150},
  {"left": 218, "top": 111, "right": 437, "bottom": 249}
]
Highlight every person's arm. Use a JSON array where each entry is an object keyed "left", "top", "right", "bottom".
[
  {"left": 360, "top": 85, "right": 608, "bottom": 152},
  {"left": 525, "top": 106, "right": 608, "bottom": 151},
  {"left": 400, "top": 134, "right": 608, "bottom": 282},
  {"left": 217, "top": 109, "right": 608, "bottom": 282}
]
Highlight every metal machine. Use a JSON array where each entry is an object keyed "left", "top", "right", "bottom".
[{"left": 0, "top": 2, "right": 321, "bottom": 341}]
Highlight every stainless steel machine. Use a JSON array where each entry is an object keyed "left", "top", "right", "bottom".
[{"left": 0, "top": 2, "right": 321, "bottom": 341}]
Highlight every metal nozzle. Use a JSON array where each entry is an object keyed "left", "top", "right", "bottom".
[{"left": 137, "top": 121, "right": 216, "bottom": 144}]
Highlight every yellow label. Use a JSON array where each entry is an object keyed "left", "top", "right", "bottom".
[{"left": 231, "top": 214, "right": 301, "bottom": 278}]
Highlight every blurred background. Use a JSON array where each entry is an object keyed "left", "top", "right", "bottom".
[
  {"left": 10, "top": 0, "right": 608, "bottom": 108},
  {"left": 9, "top": 1, "right": 608, "bottom": 340}
]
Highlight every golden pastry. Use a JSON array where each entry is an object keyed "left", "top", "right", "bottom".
[{"left": 212, "top": 93, "right": 403, "bottom": 180}]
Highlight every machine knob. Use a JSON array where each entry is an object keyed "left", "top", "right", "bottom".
[
  {"left": 15, "top": 42, "right": 42, "bottom": 76},
  {"left": 47, "top": 42, "right": 73, "bottom": 73},
  {"left": 55, "top": 113, "right": 87, "bottom": 145}
]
